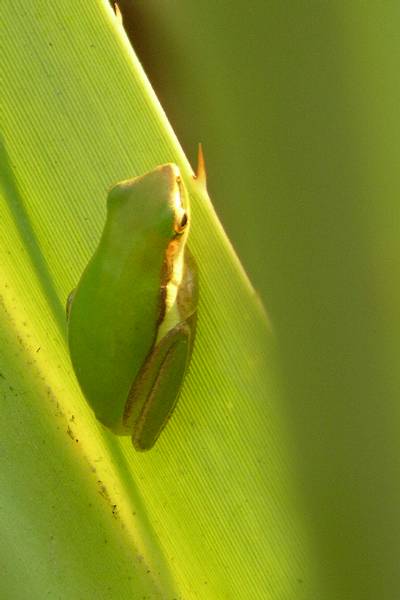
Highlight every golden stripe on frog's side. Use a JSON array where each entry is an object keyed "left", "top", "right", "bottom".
[{"left": 156, "top": 234, "right": 186, "bottom": 344}]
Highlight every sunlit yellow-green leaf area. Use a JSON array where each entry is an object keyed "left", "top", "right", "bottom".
[{"left": 1, "top": 3, "right": 313, "bottom": 599}]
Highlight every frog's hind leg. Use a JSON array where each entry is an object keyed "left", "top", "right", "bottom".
[{"left": 124, "top": 313, "right": 196, "bottom": 451}]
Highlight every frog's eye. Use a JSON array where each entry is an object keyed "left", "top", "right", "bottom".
[{"left": 175, "top": 211, "right": 188, "bottom": 234}]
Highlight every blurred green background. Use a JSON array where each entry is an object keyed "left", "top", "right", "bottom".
[{"left": 117, "top": 3, "right": 400, "bottom": 599}]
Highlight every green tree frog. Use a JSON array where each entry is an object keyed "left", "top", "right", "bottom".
[{"left": 67, "top": 163, "right": 198, "bottom": 450}]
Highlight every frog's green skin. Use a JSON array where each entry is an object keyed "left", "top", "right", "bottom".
[{"left": 67, "top": 164, "right": 198, "bottom": 450}]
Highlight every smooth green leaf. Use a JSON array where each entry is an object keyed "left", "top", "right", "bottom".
[{"left": 1, "top": 2, "right": 311, "bottom": 599}]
